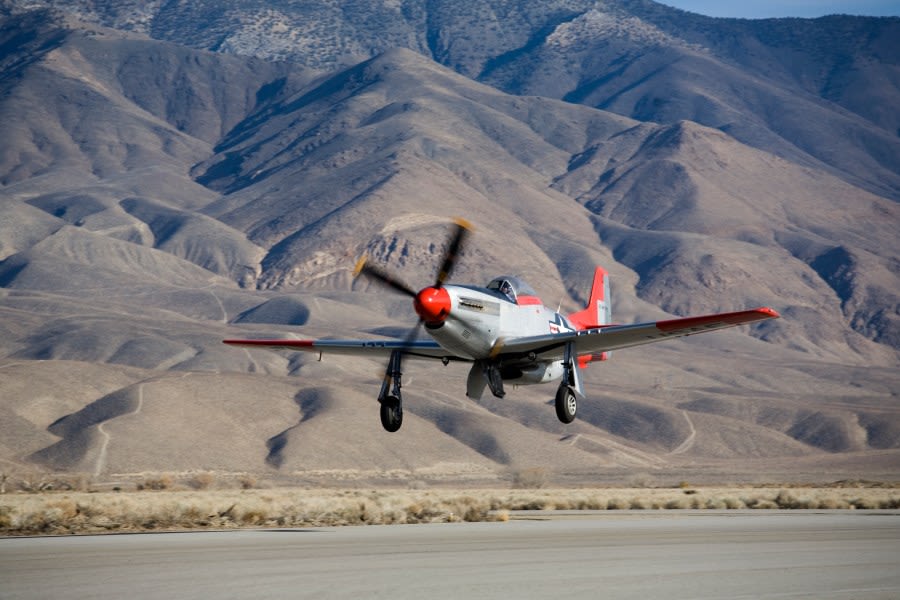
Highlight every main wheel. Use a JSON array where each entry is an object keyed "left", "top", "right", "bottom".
[
  {"left": 555, "top": 385, "right": 577, "bottom": 424},
  {"left": 380, "top": 395, "right": 403, "bottom": 432}
]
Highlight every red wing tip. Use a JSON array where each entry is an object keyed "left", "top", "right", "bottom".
[
  {"left": 655, "top": 306, "right": 781, "bottom": 333},
  {"left": 756, "top": 307, "right": 781, "bottom": 319}
]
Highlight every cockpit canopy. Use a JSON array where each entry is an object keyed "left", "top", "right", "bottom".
[{"left": 486, "top": 276, "right": 537, "bottom": 303}]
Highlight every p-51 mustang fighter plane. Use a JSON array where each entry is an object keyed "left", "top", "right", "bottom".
[{"left": 225, "top": 219, "right": 779, "bottom": 432}]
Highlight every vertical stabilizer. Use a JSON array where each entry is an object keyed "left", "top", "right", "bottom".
[
  {"left": 567, "top": 266, "right": 612, "bottom": 363},
  {"left": 568, "top": 266, "right": 611, "bottom": 329}
]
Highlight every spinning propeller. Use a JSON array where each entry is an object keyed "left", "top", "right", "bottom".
[
  {"left": 354, "top": 218, "right": 471, "bottom": 331},
  {"left": 352, "top": 218, "right": 472, "bottom": 432}
]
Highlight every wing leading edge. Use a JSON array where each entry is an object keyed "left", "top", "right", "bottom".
[{"left": 222, "top": 338, "right": 452, "bottom": 360}]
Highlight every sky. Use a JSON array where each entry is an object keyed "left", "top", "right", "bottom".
[{"left": 657, "top": 0, "right": 900, "bottom": 19}]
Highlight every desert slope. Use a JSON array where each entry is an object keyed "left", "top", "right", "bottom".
[{"left": 0, "top": 8, "right": 897, "bottom": 485}]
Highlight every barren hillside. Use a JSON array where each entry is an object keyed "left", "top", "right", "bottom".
[{"left": 0, "top": 5, "right": 897, "bottom": 486}]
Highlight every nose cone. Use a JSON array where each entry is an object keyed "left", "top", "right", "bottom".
[{"left": 414, "top": 286, "right": 451, "bottom": 324}]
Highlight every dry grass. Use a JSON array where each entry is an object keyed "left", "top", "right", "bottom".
[
  {"left": 0, "top": 488, "right": 503, "bottom": 534},
  {"left": 1, "top": 482, "right": 898, "bottom": 535}
]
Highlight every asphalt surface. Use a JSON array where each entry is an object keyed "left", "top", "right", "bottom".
[{"left": 2, "top": 512, "right": 899, "bottom": 599}]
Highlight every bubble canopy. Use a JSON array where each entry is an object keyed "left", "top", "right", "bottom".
[{"left": 485, "top": 276, "right": 537, "bottom": 303}]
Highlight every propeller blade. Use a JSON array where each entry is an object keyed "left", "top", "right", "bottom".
[
  {"left": 354, "top": 256, "right": 418, "bottom": 298},
  {"left": 434, "top": 218, "right": 471, "bottom": 288},
  {"left": 354, "top": 219, "right": 474, "bottom": 412},
  {"left": 400, "top": 318, "right": 426, "bottom": 352}
]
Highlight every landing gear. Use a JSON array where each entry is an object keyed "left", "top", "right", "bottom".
[
  {"left": 555, "top": 341, "right": 581, "bottom": 424},
  {"left": 378, "top": 350, "right": 404, "bottom": 432},
  {"left": 480, "top": 360, "right": 506, "bottom": 398},
  {"left": 555, "top": 384, "right": 577, "bottom": 424},
  {"left": 380, "top": 395, "right": 403, "bottom": 432}
]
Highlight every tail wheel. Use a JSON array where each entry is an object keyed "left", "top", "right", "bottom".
[
  {"left": 380, "top": 396, "right": 403, "bottom": 432},
  {"left": 555, "top": 385, "right": 577, "bottom": 424}
]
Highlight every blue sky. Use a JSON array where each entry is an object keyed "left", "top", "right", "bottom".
[{"left": 657, "top": 1, "right": 900, "bottom": 18}]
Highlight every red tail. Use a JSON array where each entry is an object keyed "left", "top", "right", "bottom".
[{"left": 567, "top": 266, "right": 612, "bottom": 364}]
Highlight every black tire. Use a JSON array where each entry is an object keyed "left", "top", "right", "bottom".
[
  {"left": 555, "top": 385, "right": 577, "bottom": 424},
  {"left": 380, "top": 396, "right": 403, "bottom": 432}
]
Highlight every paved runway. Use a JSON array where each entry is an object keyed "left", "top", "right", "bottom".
[{"left": 2, "top": 512, "right": 899, "bottom": 599}]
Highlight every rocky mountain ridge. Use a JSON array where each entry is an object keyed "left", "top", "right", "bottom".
[{"left": 8, "top": 0, "right": 900, "bottom": 199}]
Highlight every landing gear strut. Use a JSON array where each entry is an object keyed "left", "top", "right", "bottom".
[{"left": 378, "top": 350, "right": 403, "bottom": 432}]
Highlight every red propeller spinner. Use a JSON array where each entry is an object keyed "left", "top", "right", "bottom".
[{"left": 413, "top": 286, "right": 451, "bottom": 324}]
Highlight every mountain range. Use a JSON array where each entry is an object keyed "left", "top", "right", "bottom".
[{"left": 0, "top": 0, "right": 897, "bottom": 486}]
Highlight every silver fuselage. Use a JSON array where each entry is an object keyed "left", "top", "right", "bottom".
[{"left": 425, "top": 285, "right": 573, "bottom": 384}]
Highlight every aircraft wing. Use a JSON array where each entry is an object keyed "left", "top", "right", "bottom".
[
  {"left": 225, "top": 307, "right": 778, "bottom": 363},
  {"left": 222, "top": 338, "right": 454, "bottom": 360},
  {"left": 493, "top": 307, "right": 780, "bottom": 361}
]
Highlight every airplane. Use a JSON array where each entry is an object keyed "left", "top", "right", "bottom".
[{"left": 224, "top": 219, "right": 780, "bottom": 432}]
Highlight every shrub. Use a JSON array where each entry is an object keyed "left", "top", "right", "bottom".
[
  {"left": 774, "top": 490, "right": 816, "bottom": 509},
  {"left": 551, "top": 499, "right": 573, "bottom": 510},
  {"left": 15, "top": 472, "right": 88, "bottom": 493},
  {"left": 629, "top": 497, "right": 649, "bottom": 510},
  {"left": 463, "top": 505, "right": 487, "bottom": 522},
  {"left": 575, "top": 497, "right": 605, "bottom": 510},
  {"left": 723, "top": 497, "right": 744, "bottom": 509},
  {"left": 509, "top": 497, "right": 549, "bottom": 510},
  {"left": 138, "top": 474, "right": 174, "bottom": 491},
  {"left": 816, "top": 497, "right": 848, "bottom": 509},
  {"left": 188, "top": 473, "right": 215, "bottom": 490},
  {"left": 607, "top": 498, "right": 629, "bottom": 510},
  {"left": 704, "top": 498, "right": 725, "bottom": 509},
  {"left": 667, "top": 498, "right": 689, "bottom": 509},
  {"left": 46, "top": 498, "right": 79, "bottom": 521},
  {"left": 236, "top": 505, "right": 269, "bottom": 525},
  {"left": 850, "top": 497, "right": 875, "bottom": 509},
  {"left": 511, "top": 468, "right": 547, "bottom": 489}
]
